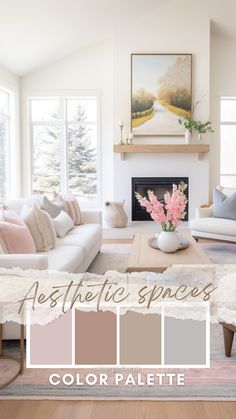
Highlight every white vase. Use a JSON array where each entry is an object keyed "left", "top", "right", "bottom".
[
  {"left": 157, "top": 231, "right": 180, "bottom": 253},
  {"left": 104, "top": 200, "right": 128, "bottom": 228},
  {"left": 185, "top": 129, "right": 191, "bottom": 144},
  {"left": 198, "top": 133, "right": 203, "bottom": 143}
]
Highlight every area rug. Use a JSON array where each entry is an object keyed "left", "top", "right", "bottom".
[
  {"left": 1, "top": 323, "right": 236, "bottom": 399},
  {"left": 88, "top": 242, "right": 236, "bottom": 274}
]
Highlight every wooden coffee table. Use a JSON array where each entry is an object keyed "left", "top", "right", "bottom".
[{"left": 127, "top": 230, "right": 211, "bottom": 273}]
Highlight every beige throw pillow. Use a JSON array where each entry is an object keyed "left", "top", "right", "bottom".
[
  {"left": 21, "top": 204, "right": 56, "bottom": 252},
  {"left": 53, "top": 193, "right": 83, "bottom": 225}
]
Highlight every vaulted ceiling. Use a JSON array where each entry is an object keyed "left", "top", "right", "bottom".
[
  {"left": 0, "top": 0, "right": 235, "bottom": 76},
  {"left": 0, "top": 0, "right": 162, "bottom": 75}
]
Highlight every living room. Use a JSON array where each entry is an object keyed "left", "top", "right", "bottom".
[{"left": 0, "top": 0, "right": 236, "bottom": 418}]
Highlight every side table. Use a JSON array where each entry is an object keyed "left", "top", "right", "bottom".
[
  {"left": 0, "top": 324, "right": 25, "bottom": 389},
  {"left": 221, "top": 322, "right": 236, "bottom": 357}
]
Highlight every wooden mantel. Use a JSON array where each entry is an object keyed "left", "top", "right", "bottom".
[{"left": 113, "top": 143, "right": 209, "bottom": 160}]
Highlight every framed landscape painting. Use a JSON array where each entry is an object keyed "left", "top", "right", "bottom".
[{"left": 131, "top": 54, "right": 192, "bottom": 136}]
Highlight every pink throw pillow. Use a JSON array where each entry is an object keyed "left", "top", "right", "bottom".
[{"left": 0, "top": 210, "right": 36, "bottom": 254}]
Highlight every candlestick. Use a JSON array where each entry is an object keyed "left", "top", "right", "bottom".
[
  {"left": 128, "top": 132, "right": 134, "bottom": 145},
  {"left": 118, "top": 120, "right": 124, "bottom": 144}
]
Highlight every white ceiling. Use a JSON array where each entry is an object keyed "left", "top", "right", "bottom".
[
  {"left": 0, "top": 0, "right": 162, "bottom": 76},
  {"left": 0, "top": 0, "right": 236, "bottom": 77}
]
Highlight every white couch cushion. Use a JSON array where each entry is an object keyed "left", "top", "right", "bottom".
[
  {"left": 43, "top": 245, "right": 84, "bottom": 272},
  {"left": 190, "top": 217, "right": 236, "bottom": 237},
  {"left": 56, "top": 224, "right": 102, "bottom": 254},
  {"left": 0, "top": 254, "right": 48, "bottom": 270}
]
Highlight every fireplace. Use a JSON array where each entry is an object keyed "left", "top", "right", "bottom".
[{"left": 132, "top": 177, "right": 189, "bottom": 221}]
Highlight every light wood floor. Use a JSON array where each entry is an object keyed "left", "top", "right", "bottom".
[{"left": 0, "top": 401, "right": 236, "bottom": 419}]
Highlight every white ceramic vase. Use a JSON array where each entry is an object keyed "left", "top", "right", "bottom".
[
  {"left": 185, "top": 129, "right": 191, "bottom": 144},
  {"left": 198, "top": 133, "right": 203, "bottom": 143},
  {"left": 157, "top": 231, "right": 180, "bottom": 253}
]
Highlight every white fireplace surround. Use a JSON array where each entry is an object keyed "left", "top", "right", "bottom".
[{"left": 113, "top": 152, "right": 209, "bottom": 222}]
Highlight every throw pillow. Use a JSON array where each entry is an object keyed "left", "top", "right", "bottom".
[
  {"left": 41, "top": 196, "right": 61, "bottom": 218},
  {"left": 0, "top": 209, "right": 36, "bottom": 254},
  {"left": 21, "top": 204, "right": 56, "bottom": 252},
  {"left": 52, "top": 194, "right": 67, "bottom": 212},
  {"left": 52, "top": 211, "right": 74, "bottom": 238},
  {"left": 213, "top": 188, "right": 236, "bottom": 220},
  {"left": 64, "top": 196, "right": 83, "bottom": 226},
  {"left": 216, "top": 185, "right": 236, "bottom": 198}
]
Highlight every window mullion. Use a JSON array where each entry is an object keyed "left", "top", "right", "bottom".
[{"left": 59, "top": 97, "right": 67, "bottom": 194}]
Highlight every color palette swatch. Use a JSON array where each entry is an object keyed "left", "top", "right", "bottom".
[
  {"left": 75, "top": 310, "right": 117, "bottom": 365},
  {"left": 120, "top": 311, "right": 161, "bottom": 365},
  {"left": 27, "top": 306, "right": 209, "bottom": 368}
]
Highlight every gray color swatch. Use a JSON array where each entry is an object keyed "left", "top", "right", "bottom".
[{"left": 164, "top": 317, "right": 206, "bottom": 365}]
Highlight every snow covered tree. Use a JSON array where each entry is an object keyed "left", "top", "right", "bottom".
[
  {"left": 32, "top": 103, "right": 97, "bottom": 199},
  {"left": 68, "top": 105, "right": 97, "bottom": 197}
]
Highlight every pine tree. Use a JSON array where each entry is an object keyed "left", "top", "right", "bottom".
[
  {"left": 68, "top": 105, "right": 97, "bottom": 196},
  {"left": 32, "top": 124, "right": 61, "bottom": 194},
  {"left": 32, "top": 104, "right": 97, "bottom": 197}
]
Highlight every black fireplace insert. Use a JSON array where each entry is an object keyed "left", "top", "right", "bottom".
[{"left": 132, "top": 177, "right": 189, "bottom": 221}]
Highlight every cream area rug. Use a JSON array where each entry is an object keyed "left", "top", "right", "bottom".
[{"left": 88, "top": 242, "right": 236, "bottom": 275}]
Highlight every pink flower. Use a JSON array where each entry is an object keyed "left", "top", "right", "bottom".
[{"left": 135, "top": 183, "right": 187, "bottom": 231}]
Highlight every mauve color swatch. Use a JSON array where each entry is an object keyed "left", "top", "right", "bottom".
[
  {"left": 120, "top": 311, "right": 161, "bottom": 365},
  {"left": 75, "top": 310, "right": 117, "bottom": 365},
  {"left": 29, "top": 310, "right": 72, "bottom": 365},
  {"left": 164, "top": 317, "right": 206, "bottom": 365}
]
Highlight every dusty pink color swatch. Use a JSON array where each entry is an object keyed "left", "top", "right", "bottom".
[
  {"left": 29, "top": 310, "right": 72, "bottom": 365},
  {"left": 75, "top": 310, "right": 117, "bottom": 365}
]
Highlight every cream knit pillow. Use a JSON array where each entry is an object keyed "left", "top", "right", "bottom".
[{"left": 21, "top": 204, "right": 56, "bottom": 252}]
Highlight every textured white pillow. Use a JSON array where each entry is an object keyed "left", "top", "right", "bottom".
[
  {"left": 21, "top": 204, "right": 56, "bottom": 252},
  {"left": 52, "top": 211, "right": 74, "bottom": 238}
]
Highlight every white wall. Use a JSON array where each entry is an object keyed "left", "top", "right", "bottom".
[
  {"left": 113, "top": 0, "right": 211, "bottom": 220},
  {"left": 0, "top": 64, "right": 21, "bottom": 197},
  {"left": 21, "top": 39, "right": 113, "bottom": 204},
  {"left": 210, "top": 33, "right": 236, "bottom": 193},
  {"left": 20, "top": 1, "right": 214, "bottom": 219}
]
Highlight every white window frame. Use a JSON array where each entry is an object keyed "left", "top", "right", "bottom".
[
  {"left": 28, "top": 90, "right": 102, "bottom": 208},
  {"left": 0, "top": 86, "right": 15, "bottom": 201},
  {"left": 220, "top": 97, "right": 236, "bottom": 186}
]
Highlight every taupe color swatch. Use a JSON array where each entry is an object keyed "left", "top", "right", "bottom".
[
  {"left": 120, "top": 311, "right": 161, "bottom": 365},
  {"left": 164, "top": 317, "right": 206, "bottom": 365},
  {"left": 75, "top": 310, "right": 116, "bottom": 365}
]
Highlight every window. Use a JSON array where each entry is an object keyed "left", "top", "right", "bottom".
[
  {"left": 29, "top": 95, "right": 100, "bottom": 205},
  {"left": 220, "top": 97, "right": 236, "bottom": 187},
  {"left": 0, "top": 88, "right": 13, "bottom": 201}
]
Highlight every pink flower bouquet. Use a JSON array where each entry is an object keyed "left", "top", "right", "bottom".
[{"left": 135, "top": 182, "right": 188, "bottom": 232}]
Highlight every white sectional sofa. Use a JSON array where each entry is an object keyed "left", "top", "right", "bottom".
[
  {"left": 0, "top": 197, "right": 102, "bottom": 273},
  {"left": 0, "top": 197, "right": 102, "bottom": 339}
]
